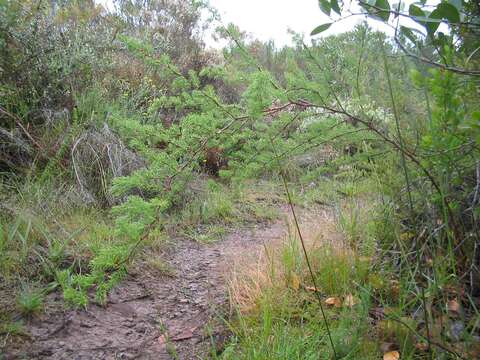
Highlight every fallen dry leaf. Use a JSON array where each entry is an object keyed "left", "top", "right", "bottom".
[
  {"left": 304, "top": 285, "right": 320, "bottom": 292},
  {"left": 444, "top": 285, "right": 463, "bottom": 296},
  {"left": 344, "top": 294, "right": 358, "bottom": 307},
  {"left": 157, "top": 334, "right": 167, "bottom": 349},
  {"left": 325, "top": 297, "right": 341, "bottom": 307},
  {"left": 415, "top": 342, "right": 429, "bottom": 351},
  {"left": 447, "top": 299, "right": 461, "bottom": 313},
  {"left": 383, "top": 350, "right": 400, "bottom": 360}
]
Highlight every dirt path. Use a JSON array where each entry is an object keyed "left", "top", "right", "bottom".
[{"left": 5, "top": 219, "right": 288, "bottom": 359}]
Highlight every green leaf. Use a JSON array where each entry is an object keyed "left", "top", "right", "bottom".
[
  {"left": 359, "top": 0, "right": 375, "bottom": 13},
  {"left": 311, "top": 23, "right": 332, "bottom": 35},
  {"left": 472, "top": 111, "right": 480, "bottom": 122},
  {"left": 425, "top": 9, "right": 442, "bottom": 35},
  {"left": 400, "top": 26, "right": 418, "bottom": 44},
  {"left": 425, "top": 3, "right": 460, "bottom": 35},
  {"left": 409, "top": 3, "right": 428, "bottom": 28},
  {"left": 435, "top": 3, "right": 460, "bottom": 23},
  {"left": 412, "top": 16, "right": 443, "bottom": 24},
  {"left": 448, "top": 0, "right": 462, "bottom": 12},
  {"left": 375, "top": 0, "right": 391, "bottom": 22},
  {"left": 409, "top": 4, "right": 424, "bottom": 18},
  {"left": 433, "top": 32, "right": 449, "bottom": 48},
  {"left": 319, "top": 0, "right": 331, "bottom": 15},
  {"left": 362, "top": 0, "right": 391, "bottom": 22},
  {"left": 331, "top": 0, "right": 341, "bottom": 15},
  {"left": 413, "top": 14, "right": 443, "bottom": 35}
]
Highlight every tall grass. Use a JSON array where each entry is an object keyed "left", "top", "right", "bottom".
[
  {"left": 217, "top": 158, "right": 479, "bottom": 359},
  {"left": 218, "top": 209, "right": 379, "bottom": 359}
]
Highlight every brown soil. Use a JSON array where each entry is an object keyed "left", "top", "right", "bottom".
[{"left": 3, "top": 218, "right": 288, "bottom": 360}]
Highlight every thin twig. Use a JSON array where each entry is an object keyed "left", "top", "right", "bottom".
[
  {"left": 269, "top": 137, "right": 338, "bottom": 359},
  {"left": 382, "top": 43, "right": 433, "bottom": 357},
  {"left": 0, "top": 106, "right": 43, "bottom": 149},
  {"left": 394, "top": 37, "right": 480, "bottom": 76}
]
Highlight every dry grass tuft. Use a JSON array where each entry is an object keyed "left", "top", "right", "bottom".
[
  {"left": 72, "top": 123, "right": 144, "bottom": 207},
  {"left": 227, "top": 208, "right": 347, "bottom": 315}
]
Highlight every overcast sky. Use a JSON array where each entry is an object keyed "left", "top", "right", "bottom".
[
  {"left": 100, "top": 0, "right": 442, "bottom": 48},
  {"left": 205, "top": 0, "right": 444, "bottom": 48},
  {"left": 207, "top": 0, "right": 387, "bottom": 47}
]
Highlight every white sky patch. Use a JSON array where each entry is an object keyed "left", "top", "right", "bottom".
[
  {"left": 207, "top": 0, "right": 360, "bottom": 47},
  {"left": 205, "top": 0, "right": 443, "bottom": 48},
  {"left": 97, "top": 0, "right": 444, "bottom": 48}
]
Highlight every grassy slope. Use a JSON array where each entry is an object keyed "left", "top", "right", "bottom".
[{"left": 216, "top": 171, "right": 479, "bottom": 360}]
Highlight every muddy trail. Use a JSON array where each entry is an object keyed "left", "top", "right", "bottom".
[{"left": 5, "top": 218, "right": 288, "bottom": 359}]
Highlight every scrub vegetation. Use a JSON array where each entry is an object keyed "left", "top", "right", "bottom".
[{"left": 1, "top": 0, "right": 479, "bottom": 359}]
